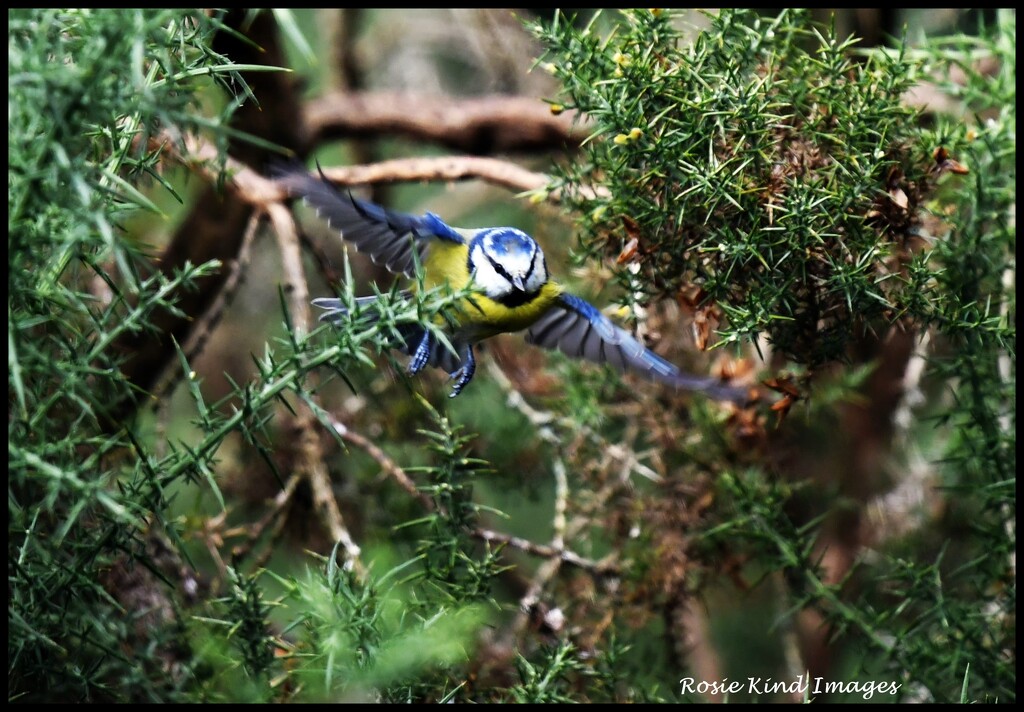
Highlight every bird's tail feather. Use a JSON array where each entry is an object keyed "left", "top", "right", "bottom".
[
  {"left": 659, "top": 370, "right": 752, "bottom": 404},
  {"left": 311, "top": 296, "right": 381, "bottom": 325}
]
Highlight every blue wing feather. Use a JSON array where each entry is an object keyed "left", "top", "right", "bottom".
[
  {"left": 526, "top": 293, "right": 749, "bottom": 403},
  {"left": 276, "top": 165, "right": 464, "bottom": 277}
]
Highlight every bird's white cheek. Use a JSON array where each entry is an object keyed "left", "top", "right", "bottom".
[{"left": 524, "top": 264, "right": 547, "bottom": 293}]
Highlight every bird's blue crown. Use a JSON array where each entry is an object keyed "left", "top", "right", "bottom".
[{"left": 480, "top": 228, "right": 537, "bottom": 258}]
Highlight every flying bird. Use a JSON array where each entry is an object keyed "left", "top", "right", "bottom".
[{"left": 279, "top": 166, "right": 750, "bottom": 403}]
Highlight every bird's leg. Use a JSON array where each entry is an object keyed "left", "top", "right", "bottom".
[
  {"left": 408, "top": 330, "right": 433, "bottom": 375},
  {"left": 448, "top": 345, "right": 477, "bottom": 398}
]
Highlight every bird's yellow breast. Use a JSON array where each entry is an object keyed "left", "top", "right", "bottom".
[{"left": 423, "top": 240, "right": 563, "bottom": 337}]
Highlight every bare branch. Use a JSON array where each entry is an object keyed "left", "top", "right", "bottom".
[
  {"left": 324, "top": 413, "right": 614, "bottom": 575},
  {"left": 266, "top": 202, "right": 311, "bottom": 337},
  {"left": 328, "top": 416, "right": 437, "bottom": 514},
  {"left": 317, "top": 156, "right": 551, "bottom": 194},
  {"left": 305, "top": 91, "right": 589, "bottom": 153},
  {"left": 232, "top": 473, "right": 302, "bottom": 565},
  {"left": 164, "top": 131, "right": 285, "bottom": 205},
  {"left": 485, "top": 359, "right": 662, "bottom": 482},
  {"left": 473, "top": 528, "right": 615, "bottom": 575},
  {"left": 551, "top": 458, "right": 568, "bottom": 551},
  {"left": 295, "top": 409, "right": 365, "bottom": 574},
  {"left": 156, "top": 131, "right": 608, "bottom": 205},
  {"left": 149, "top": 210, "right": 263, "bottom": 400},
  {"left": 315, "top": 155, "right": 608, "bottom": 201}
]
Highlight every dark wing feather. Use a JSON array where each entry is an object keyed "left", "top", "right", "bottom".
[
  {"left": 525, "top": 293, "right": 750, "bottom": 403},
  {"left": 276, "top": 165, "right": 463, "bottom": 277}
]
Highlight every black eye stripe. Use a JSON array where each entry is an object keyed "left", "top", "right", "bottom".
[
  {"left": 485, "top": 252, "right": 516, "bottom": 284},
  {"left": 524, "top": 247, "right": 538, "bottom": 282}
]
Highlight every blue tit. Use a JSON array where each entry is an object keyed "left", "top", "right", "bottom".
[{"left": 280, "top": 167, "right": 750, "bottom": 403}]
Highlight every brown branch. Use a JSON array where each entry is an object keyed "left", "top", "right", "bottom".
[
  {"left": 231, "top": 472, "right": 301, "bottom": 565},
  {"left": 265, "top": 193, "right": 364, "bottom": 574},
  {"left": 155, "top": 138, "right": 368, "bottom": 575},
  {"left": 509, "top": 457, "right": 571, "bottom": 637},
  {"left": 472, "top": 528, "right": 615, "bottom": 575},
  {"left": 266, "top": 201, "right": 312, "bottom": 337},
  {"left": 317, "top": 156, "right": 551, "bottom": 194},
  {"left": 299, "top": 410, "right": 365, "bottom": 574},
  {"left": 330, "top": 10, "right": 395, "bottom": 209},
  {"left": 149, "top": 210, "right": 263, "bottom": 401},
  {"left": 143, "top": 138, "right": 366, "bottom": 575},
  {"left": 513, "top": 556, "right": 564, "bottom": 636},
  {"left": 305, "top": 91, "right": 589, "bottom": 153},
  {"left": 329, "top": 416, "right": 437, "bottom": 514},
  {"left": 485, "top": 360, "right": 662, "bottom": 481},
  {"left": 324, "top": 413, "right": 614, "bottom": 575},
  {"left": 167, "top": 131, "right": 284, "bottom": 204},
  {"left": 315, "top": 156, "right": 609, "bottom": 202},
  {"left": 672, "top": 595, "right": 727, "bottom": 702},
  {"left": 154, "top": 133, "right": 604, "bottom": 206}
]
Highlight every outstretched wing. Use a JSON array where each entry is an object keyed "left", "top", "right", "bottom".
[
  {"left": 525, "top": 293, "right": 750, "bottom": 403},
  {"left": 277, "top": 165, "right": 464, "bottom": 278}
]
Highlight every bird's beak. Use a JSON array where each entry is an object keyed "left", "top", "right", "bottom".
[{"left": 512, "top": 275, "right": 526, "bottom": 292}]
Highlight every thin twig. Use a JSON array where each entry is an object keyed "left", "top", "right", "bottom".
[
  {"left": 230, "top": 472, "right": 302, "bottom": 564},
  {"left": 485, "top": 360, "right": 663, "bottom": 482},
  {"left": 866, "top": 329, "right": 936, "bottom": 543},
  {"left": 298, "top": 410, "right": 364, "bottom": 574},
  {"left": 674, "top": 595, "right": 727, "bottom": 702},
  {"left": 324, "top": 413, "right": 614, "bottom": 574},
  {"left": 328, "top": 415, "right": 437, "bottom": 514},
  {"left": 776, "top": 572, "right": 811, "bottom": 703},
  {"left": 510, "top": 456, "right": 572, "bottom": 637},
  {"left": 149, "top": 210, "right": 264, "bottom": 401},
  {"left": 200, "top": 514, "right": 230, "bottom": 584},
  {"left": 513, "top": 557, "right": 564, "bottom": 636},
  {"left": 551, "top": 458, "right": 568, "bottom": 551},
  {"left": 473, "top": 528, "right": 614, "bottom": 575}
]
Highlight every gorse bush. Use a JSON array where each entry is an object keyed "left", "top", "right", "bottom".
[
  {"left": 534, "top": 9, "right": 960, "bottom": 366},
  {"left": 8, "top": 9, "right": 485, "bottom": 702},
  {"left": 8, "top": 7, "right": 1014, "bottom": 703},
  {"left": 533, "top": 8, "right": 1014, "bottom": 702},
  {"left": 9, "top": 9, "right": 244, "bottom": 701}
]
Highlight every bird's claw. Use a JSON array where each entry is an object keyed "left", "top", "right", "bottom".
[
  {"left": 409, "top": 331, "right": 432, "bottom": 375},
  {"left": 447, "top": 347, "right": 476, "bottom": 398}
]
